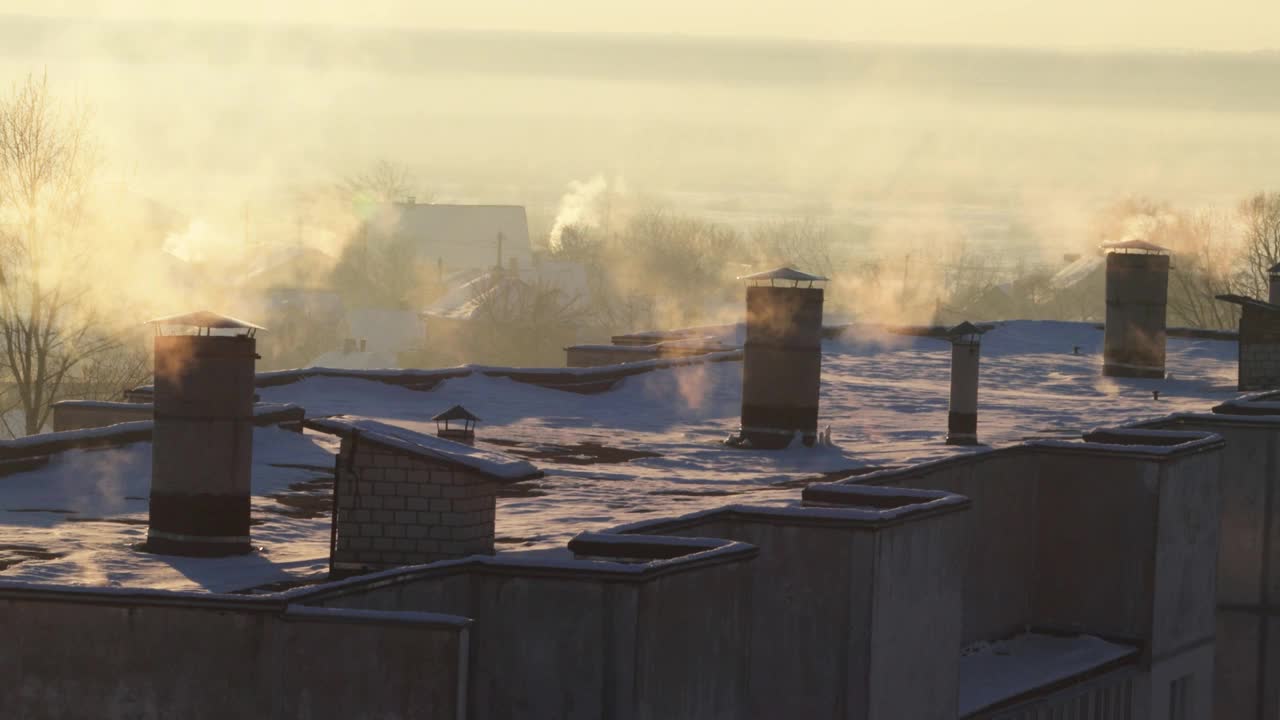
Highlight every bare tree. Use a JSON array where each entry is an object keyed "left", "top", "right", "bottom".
[
  {"left": 340, "top": 159, "right": 424, "bottom": 205},
  {"left": 0, "top": 73, "right": 117, "bottom": 436},
  {"left": 468, "top": 275, "right": 587, "bottom": 366},
  {"left": 1239, "top": 192, "right": 1280, "bottom": 299},
  {"left": 70, "top": 339, "right": 151, "bottom": 402},
  {"left": 748, "top": 218, "right": 837, "bottom": 279}
]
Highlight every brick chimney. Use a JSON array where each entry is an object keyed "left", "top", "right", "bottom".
[
  {"left": 1101, "top": 241, "right": 1170, "bottom": 379},
  {"left": 145, "top": 311, "right": 262, "bottom": 556},
  {"left": 728, "top": 267, "right": 826, "bottom": 450}
]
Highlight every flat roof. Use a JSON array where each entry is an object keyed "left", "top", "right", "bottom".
[{"left": 0, "top": 319, "right": 1241, "bottom": 592}]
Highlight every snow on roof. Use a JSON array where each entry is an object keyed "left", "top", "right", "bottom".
[
  {"left": 0, "top": 319, "right": 1243, "bottom": 591},
  {"left": 736, "top": 266, "right": 828, "bottom": 283},
  {"left": 305, "top": 415, "right": 540, "bottom": 481},
  {"left": 423, "top": 272, "right": 527, "bottom": 321},
  {"left": 1099, "top": 239, "right": 1170, "bottom": 254},
  {"left": 1048, "top": 254, "right": 1103, "bottom": 291},
  {"left": 0, "top": 425, "right": 339, "bottom": 592},
  {"left": 146, "top": 311, "right": 265, "bottom": 331},
  {"left": 424, "top": 262, "right": 589, "bottom": 321},
  {"left": 958, "top": 633, "right": 1138, "bottom": 715}
]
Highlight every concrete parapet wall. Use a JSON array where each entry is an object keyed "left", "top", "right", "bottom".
[
  {"left": 1127, "top": 411, "right": 1280, "bottom": 720},
  {"left": 612, "top": 489, "right": 971, "bottom": 720},
  {"left": 851, "top": 450, "right": 1037, "bottom": 645},
  {"left": 0, "top": 404, "right": 305, "bottom": 469},
  {"left": 0, "top": 583, "right": 469, "bottom": 720},
  {"left": 565, "top": 340, "right": 737, "bottom": 368},
  {"left": 52, "top": 401, "right": 306, "bottom": 434},
  {"left": 125, "top": 351, "right": 745, "bottom": 400},
  {"left": 566, "top": 345, "right": 661, "bottom": 367},
  {"left": 966, "top": 664, "right": 1136, "bottom": 719},
  {"left": 848, "top": 432, "right": 1223, "bottom": 664},
  {"left": 52, "top": 401, "right": 153, "bottom": 431},
  {"left": 297, "top": 537, "right": 757, "bottom": 720}
]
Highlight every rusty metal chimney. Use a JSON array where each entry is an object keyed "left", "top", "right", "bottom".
[
  {"left": 1102, "top": 240, "right": 1170, "bottom": 379},
  {"left": 945, "top": 322, "right": 984, "bottom": 446},
  {"left": 145, "top": 311, "right": 262, "bottom": 556},
  {"left": 728, "top": 267, "right": 826, "bottom": 449}
]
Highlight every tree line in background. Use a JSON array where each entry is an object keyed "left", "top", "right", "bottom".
[
  {"left": 2, "top": 71, "right": 1279, "bottom": 435},
  {"left": 547, "top": 193, "right": 1280, "bottom": 334}
]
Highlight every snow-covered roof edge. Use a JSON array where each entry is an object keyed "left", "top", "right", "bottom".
[
  {"left": 304, "top": 415, "right": 541, "bottom": 482},
  {"left": 146, "top": 311, "right": 265, "bottom": 330}
]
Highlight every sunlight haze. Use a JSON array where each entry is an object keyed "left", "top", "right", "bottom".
[{"left": 10, "top": 0, "right": 1280, "bottom": 52}]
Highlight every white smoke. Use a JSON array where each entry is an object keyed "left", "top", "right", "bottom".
[
  {"left": 1117, "top": 211, "right": 1177, "bottom": 245},
  {"left": 161, "top": 219, "right": 233, "bottom": 263},
  {"left": 547, "top": 174, "right": 626, "bottom": 250}
]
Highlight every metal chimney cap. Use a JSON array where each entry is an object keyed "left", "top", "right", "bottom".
[
  {"left": 946, "top": 321, "right": 986, "bottom": 344},
  {"left": 736, "top": 266, "right": 829, "bottom": 285},
  {"left": 1268, "top": 262, "right": 1280, "bottom": 275},
  {"left": 1099, "top": 239, "right": 1170, "bottom": 255},
  {"left": 946, "top": 321, "right": 986, "bottom": 336},
  {"left": 146, "top": 311, "right": 266, "bottom": 331},
  {"left": 432, "top": 404, "right": 482, "bottom": 423}
]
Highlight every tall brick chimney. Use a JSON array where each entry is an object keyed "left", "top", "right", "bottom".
[
  {"left": 728, "top": 267, "right": 826, "bottom": 450},
  {"left": 145, "top": 311, "right": 262, "bottom": 556},
  {"left": 1102, "top": 240, "right": 1170, "bottom": 379},
  {"left": 1269, "top": 262, "right": 1280, "bottom": 305}
]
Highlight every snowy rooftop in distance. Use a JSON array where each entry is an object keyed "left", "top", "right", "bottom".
[{"left": 0, "top": 320, "right": 1241, "bottom": 592}]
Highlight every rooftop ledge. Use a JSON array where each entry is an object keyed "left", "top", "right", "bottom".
[
  {"left": 601, "top": 489, "right": 971, "bottom": 538},
  {"left": 291, "top": 538, "right": 759, "bottom": 606},
  {"left": 1213, "top": 390, "right": 1280, "bottom": 416}
]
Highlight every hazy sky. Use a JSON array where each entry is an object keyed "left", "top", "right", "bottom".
[{"left": 11, "top": 1, "right": 1280, "bottom": 52}]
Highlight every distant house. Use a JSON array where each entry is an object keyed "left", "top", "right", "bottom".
[
  {"left": 238, "top": 244, "right": 339, "bottom": 290},
  {"left": 365, "top": 202, "right": 532, "bottom": 272},
  {"left": 308, "top": 308, "right": 425, "bottom": 370},
  {"left": 1044, "top": 253, "right": 1105, "bottom": 321},
  {"left": 418, "top": 261, "right": 588, "bottom": 366}
]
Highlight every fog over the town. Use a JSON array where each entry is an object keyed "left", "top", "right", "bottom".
[{"left": 0, "top": 3, "right": 1277, "bottom": 408}]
